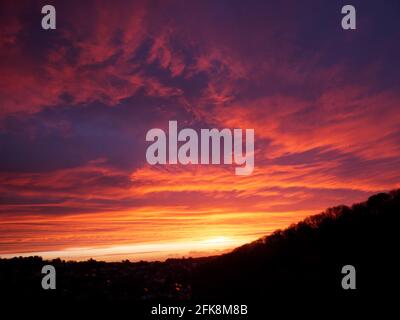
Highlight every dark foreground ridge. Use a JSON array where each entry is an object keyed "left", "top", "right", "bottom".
[{"left": 1, "top": 190, "right": 399, "bottom": 313}]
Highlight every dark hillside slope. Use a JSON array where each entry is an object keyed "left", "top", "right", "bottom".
[{"left": 192, "top": 190, "right": 400, "bottom": 306}]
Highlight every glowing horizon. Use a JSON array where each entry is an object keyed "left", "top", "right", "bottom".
[
  {"left": 0, "top": 235, "right": 250, "bottom": 262},
  {"left": 0, "top": 206, "right": 316, "bottom": 261}
]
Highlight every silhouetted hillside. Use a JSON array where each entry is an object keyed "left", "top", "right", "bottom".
[
  {"left": 192, "top": 190, "right": 400, "bottom": 309},
  {"left": 1, "top": 190, "right": 399, "bottom": 314}
]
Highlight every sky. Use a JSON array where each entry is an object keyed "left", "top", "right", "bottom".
[{"left": 0, "top": 0, "right": 399, "bottom": 261}]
